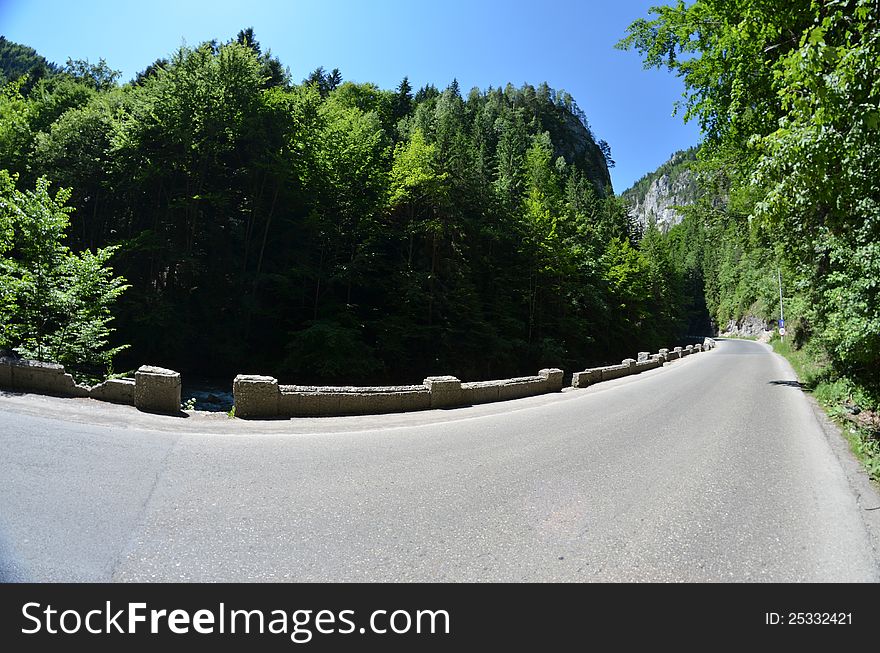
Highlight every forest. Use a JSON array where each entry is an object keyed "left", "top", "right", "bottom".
[{"left": 0, "top": 30, "right": 704, "bottom": 385}]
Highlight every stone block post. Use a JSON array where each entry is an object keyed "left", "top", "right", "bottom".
[
  {"left": 233, "top": 375, "right": 279, "bottom": 418},
  {"left": 134, "top": 365, "right": 181, "bottom": 415},
  {"left": 539, "top": 368, "right": 564, "bottom": 392},
  {"left": 424, "top": 376, "right": 463, "bottom": 409}
]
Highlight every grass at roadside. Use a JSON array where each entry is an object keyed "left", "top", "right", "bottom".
[{"left": 769, "top": 335, "right": 880, "bottom": 482}]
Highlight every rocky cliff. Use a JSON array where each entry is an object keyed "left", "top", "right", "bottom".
[
  {"left": 719, "top": 316, "right": 771, "bottom": 340},
  {"left": 621, "top": 147, "right": 700, "bottom": 232},
  {"left": 539, "top": 99, "right": 613, "bottom": 196}
]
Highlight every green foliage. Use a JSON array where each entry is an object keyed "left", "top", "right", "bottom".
[
  {"left": 40, "top": 246, "right": 129, "bottom": 367},
  {"left": 751, "top": 0, "right": 880, "bottom": 376},
  {"left": 389, "top": 128, "right": 446, "bottom": 208},
  {"left": 304, "top": 66, "right": 342, "bottom": 97},
  {"left": 0, "top": 172, "right": 128, "bottom": 370},
  {"left": 284, "top": 319, "right": 382, "bottom": 382},
  {"left": 602, "top": 238, "right": 650, "bottom": 314},
  {"left": 62, "top": 58, "right": 120, "bottom": 92},
  {"left": 0, "top": 172, "right": 16, "bottom": 342},
  {"left": 617, "top": 0, "right": 814, "bottom": 158},
  {"left": 0, "top": 78, "right": 33, "bottom": 173}
]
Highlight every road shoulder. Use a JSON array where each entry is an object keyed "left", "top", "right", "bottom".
[{"left": 766, "top": 344, "right": 880, "bottom": 572}]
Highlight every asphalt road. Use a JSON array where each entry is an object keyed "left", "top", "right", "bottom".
[{"left": 1, "top": 339, "right": 878, "bottom": 582}]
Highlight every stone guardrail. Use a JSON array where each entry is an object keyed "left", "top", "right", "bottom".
[
  {"left": 571, "top": 338, "right": 716, "bottom": 388},
  {"left": 233, "top": 368, "right": 565, "bottom": 419},
  {"left": 0, "top": 357, "right": 180, "bottom": 415},
  {"left": 1, "top": 337, "right": 717, "bottom": 420}
]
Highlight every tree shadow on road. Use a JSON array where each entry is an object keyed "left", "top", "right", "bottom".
[{"left": 768, "top": 380, "right": 805, "bottom": 388}]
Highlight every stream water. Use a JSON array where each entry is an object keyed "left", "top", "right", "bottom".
[{"left": 181, "top": 376, "right": 234, "bottom": 412}]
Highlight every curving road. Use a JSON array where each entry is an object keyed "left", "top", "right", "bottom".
[{"left": 1, "top": 339, "right": 879, "bottom": 582}]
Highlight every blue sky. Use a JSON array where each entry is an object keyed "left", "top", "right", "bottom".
[{"left": 0, "top": 0, "right": 700, "bottom": 191}]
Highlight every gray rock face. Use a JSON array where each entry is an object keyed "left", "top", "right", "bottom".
[
  {"left": 720, "top": 316, "right": 770, "bottom": 338},
  {"left": 555, "top": 110, "right": 613, "bottom": 195},
  {"left": 621, "top": 148, "right": 702, "bottom": 233},
  {"left": 626, "top": 169, "right": 696, "bottom": 231}
]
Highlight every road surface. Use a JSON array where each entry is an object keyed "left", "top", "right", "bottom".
[{"left": 1, "top": 339, "right": 878, "bottom": 582}]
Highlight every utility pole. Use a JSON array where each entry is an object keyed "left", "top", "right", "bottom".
[{"left": 777, "top": 268, "right": 785, "bottom": 340}]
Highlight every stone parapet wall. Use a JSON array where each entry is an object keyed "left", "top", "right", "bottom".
[
  {"left": 571, "top": 368, "right": 602, "bottom": 388},
  {"left": 498, "top": 376, "right": 548, "bottom": 401},
  {"left": 0, "top": 359, "right": 11, "bottom": 387},
  {"left": 89, "top": 378, "right": 135, "bottom": 405},
  {"left": 234, "top": 367, "right": 565, "bottom": 419},
  {"left": 635, "top": 358, "right": 662, "bottom": 373},
  {"left": 600, "top": 362, "right": 632, "bottom": 381},
  {"left": 279, "top": 384, "right": 431, "bottom": 417},
  {"left": 2, "top": 339, "right": 718, "bottom": 420},
  {"left": 539, "top": 368, "right": 564, "bottom": 392},
  {"left": 571, "top": 340, "right": 714, "bottom": 389},
  {"left": 0, "top": 357, "right": 90, "bottom": 398},
  {"left": 0, "top": 357, "right": 179, "bottom": 414}
]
